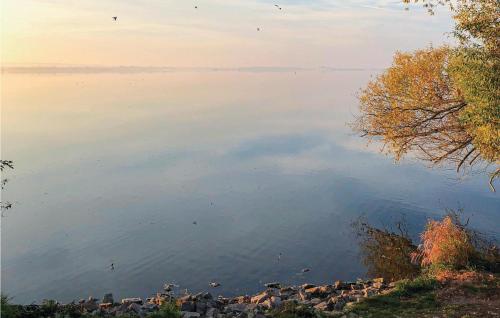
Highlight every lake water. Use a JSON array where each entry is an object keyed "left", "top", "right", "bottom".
[{"left": 1, "top": 70, "right": 498, "bottom": 304}]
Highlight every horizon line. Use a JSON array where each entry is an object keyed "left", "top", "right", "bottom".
[{"left": 1, "top": 64, "right": 383, "bottom": 74}]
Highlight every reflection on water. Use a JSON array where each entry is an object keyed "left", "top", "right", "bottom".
[{"left": 1, "top": 71, "right": 498, "bottom": 303}]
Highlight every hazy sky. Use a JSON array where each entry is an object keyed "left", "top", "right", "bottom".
[{"left": 1, "top": 0, "right": 454, "bottom": 67}]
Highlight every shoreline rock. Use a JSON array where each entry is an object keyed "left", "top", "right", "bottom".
[{"left": 13, "top": 279, "right": 393, "bottom": 317}]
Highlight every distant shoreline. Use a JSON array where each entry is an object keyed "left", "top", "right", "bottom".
[{"left": 1, "top": 66, "right": 380, "bottom": 74}]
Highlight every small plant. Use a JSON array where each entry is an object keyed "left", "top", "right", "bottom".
[
  {"left": 40, "top": 299, "right": 59, "bottom": 317},
  {"left": 413, "top": 215, "right": 475, "bottom": 269},
  {"left": 58, "top": 303, "right": 84, "bottom": 318},
  {"left": 147, "top": 302, "right": 181, "bottom": 318},
  {"left": 1, "top": 295, "right": 21, "bottom": 318},
  {"left": 268, "top": 301, "right": 322, "bottom": 318}
]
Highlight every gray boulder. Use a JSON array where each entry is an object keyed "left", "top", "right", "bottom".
[{"left": 102, "top": 293, "right": 114, "bottom": 304}]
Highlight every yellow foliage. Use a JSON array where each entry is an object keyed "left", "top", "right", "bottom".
[
  {"left": 362, "top": 0, "right": 500, "bottom": 189},
  {"left": 355, "top": 47, "right": 471, "bottom": 164}
]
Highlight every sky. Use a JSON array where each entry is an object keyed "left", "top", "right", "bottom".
[{"left": 1, "top": 0, "right": 455, "bottom": 68}]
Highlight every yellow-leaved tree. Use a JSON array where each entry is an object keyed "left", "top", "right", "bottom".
[{"left": 354, "top": 0, "right": 499, "bottom": 190}]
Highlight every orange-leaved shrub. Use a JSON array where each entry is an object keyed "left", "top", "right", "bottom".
[{"left": 412, "top": 215, "right": 475, "bottom": 269}]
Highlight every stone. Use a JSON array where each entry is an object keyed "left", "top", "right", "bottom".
[
  {"left": 217, "top": 296, "right": 228, "bottom": 303},
  {"left": 261, "top": 296, "right": 281, "bottom": 309},
  {"left": 305, "top": 286, "right": 332, "bottom": 297},
  {"left": 314, "top": 301, "right": 331, "bottom": 311},
  {"left": 270, "top": 296, "right": 282, "bottom": 308},
  {"left": 310, "top": 298, "right": 322, "bottom": 305},
  {"left": 251, "top": 292, "right": 269, "bottom": 304},
  {"left": 179, "top": 295, "right": 193, "bottom": 303},
  {"left": 182, "top": 312, "right": 201, "bottom": 318},
  {"left": 207, "top": 299, "right": 222, "bottom": 309},
  {"left": 164, "top": 283, "right": 178, "bottom": 292},
  {"left": 331, "top": 296, "right": 347, "bottom": 311},
  {"left": 334, "top": 281, "right": 347, "bottom": 290},
  {"left": 128, "top": 302, "right": 142, "bottom": 313},
  {"left": 180, "top": 301, "right": 195, "bottom": 312},
  {"left": 234, "top": 295, "right": 250, "bottom": 304},
  {"left": 99, "top": 303, "right": 113, "bottom": 310},
  {"left": 264, "top": 282, "right": 281, "bottom": 289},
  {"left": 121, "top": 297, "right": 143, "bottom": 305},
  {"left": 334, "top": 302, "right": 346, "bottom": 310},
  {"left": 363, "top": 288, "right": 377, "bottom": 297},
  {"left": 373, "top": 278, "right": 384, "bottom": 284},
  {"left": 298, "top": 290, "right": 309, "bottom": 302},
  {"left": 102, "top": 293, "right": 114, "bottom": 304},
  {"left": 279, "top": 288, "right": 295, "bottom": 299},
  {"left": 301, "top": 283, "right": 316, "bottom": 290},
  {"left": 202, "top": 292, "right": 213, "bottom": 300},
  {"left": 373, "top": 282, "right": 385, "bottom": 289},
  {"left": 226, "top": 303, "right": 250, "bottom": 312},
  {"left": 82, "top": 298, "right": 98, "bottom": 312},
  {"left": 206, "top": 308, "right": 218, "bottom": 318},
  {"left": 196, "top": 301, "right": 207, "bottom": 314}
]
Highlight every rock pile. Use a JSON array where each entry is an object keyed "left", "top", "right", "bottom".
[{"left": 18, "top": 278, "right": 393, "bottom": 317}]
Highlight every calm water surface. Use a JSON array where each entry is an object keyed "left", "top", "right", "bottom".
[{"left": 2, "top": 71, "right": 498, "bottom": 303}]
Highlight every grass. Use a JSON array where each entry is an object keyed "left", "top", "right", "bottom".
[
  {"left": 335, "top": 277, "right": 440, "bottom": 318},
  {"left": 335, "top": 273, "right": 500, "bottom": 318},
  {"left": 268, "top": 301, "right": 324, "bottom": 318},
  {"left": 146, "top": 302, "right": 182, "bottom": 318}
]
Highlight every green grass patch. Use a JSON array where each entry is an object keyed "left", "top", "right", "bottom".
[
  {"left": 337, "top": 277, "right": 440, "bottom": 318},
  {"left": 146, "top": 302, "right": 182, "bottom": 318},
  {"left": 268, "top": 301, "right": 325, "bottom": 318}
]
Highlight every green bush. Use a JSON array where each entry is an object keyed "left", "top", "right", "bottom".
[
  {"left": 147, "top": 302, "right": 181, "bottom": 318},
  {"left": 393, "top": 276, "right": 438, "bottom": 297},
  {"left": 39, "top": 299, "right": 59, "bottom": 317},
  {"left": 1, "top": 295, "right": 21, "bottom": 318}
]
